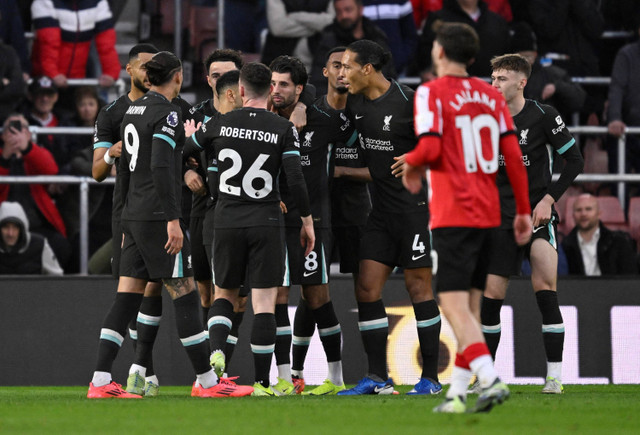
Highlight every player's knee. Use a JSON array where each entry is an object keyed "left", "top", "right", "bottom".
[{"left": 303, "top": 286, "right": 330, "bottom": 309}]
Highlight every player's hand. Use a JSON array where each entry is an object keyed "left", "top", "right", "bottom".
[
  {"left": 184, "top": 119, "right": 202, "bottom": 138},
  {"left": 532, "top": 194, "right": 554, "bottom": 227},
  {"left": 402, "top": 163, "right": 426, "bottom": 194},
  {"left": 608, "top": 120, "right": 626, "bottom": 138},
  {"left": 391, "top": 154, "right": 407, "bottom": 178},
  {"left": 280, "top": 201, "right": 288, "bottom": 214},
  {"left": 186, "top": 156, "right": 199, "bottom": 169},
  {"left": 184, "top": 169, "right": 206, "bottom": 195},
  {"left": 300, "top": 215, "right": 315, "bottom": 257},
  {"left": 290, "top": 102, "right": 307, "bottom": 132},
  {"left": 513, "top": 213, "right": 533, "bottom": 246},
  {"left": 109, "top": 141, "right": 122, "bottom": 159},
  {"left": 165, "top": 219, "right": 183, "bottom": 255}
]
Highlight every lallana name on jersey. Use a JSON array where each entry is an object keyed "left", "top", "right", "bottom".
[
  {"left": 219, "top": 126, "right": 279, "bottom": 144},
  {"left": 449, "top": 89, "right": 496, "bottom": 112}
]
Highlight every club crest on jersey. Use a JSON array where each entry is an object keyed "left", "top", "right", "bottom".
[
  {"left": 383, "top": 115, "right": 392, "bottom": 131},
  {"left": 303, "top": 131, "right": 314, "bottom": 147},
  {"left": 166, "top": 111, "right": 179, "bottom": 127},
  {"left": 519, "top": 129, "right": 529, "bottom": 145}
]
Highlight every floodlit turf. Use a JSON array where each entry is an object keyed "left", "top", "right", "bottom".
[{"left": 1, "top": 385, "right": 639, "bottom": 434}]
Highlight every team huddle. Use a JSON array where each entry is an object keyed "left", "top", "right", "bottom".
[{"left": 86, "top": 22, "right": 582, "bottom": 413}]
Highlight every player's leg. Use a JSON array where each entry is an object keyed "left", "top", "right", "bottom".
[
  {"left": 432, "top": 228, "right": 508, "bottom": 413},
  {"left": 529, "top": 236, "right": 564, "bottom": 394},
  {"left": 291, "top": 295, "right": 314, "bottom": 392},
  {"left": 208, "top": 285, "right": 240, "bottom": 377},
  {"left": 127, "top": 280, "right": 163, "bottom": 396},
  {"left": 251, "top": 287, "right": 279, "bottom": 396},
  {"left": 88, "top": 276, "right": 146, "bottom": 399},
  {"left": 224, "top": 291, "right": 248, "bottom": 371},
  {"left": 302, "top": 283, "right": 345, "bottom": 395},
  {"left": 191, "top": 215, "right": 214, "bottom": 326},
  {"left": 480, "top": 228, "right": 523, "bottom": 361}
]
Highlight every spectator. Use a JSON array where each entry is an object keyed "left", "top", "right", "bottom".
[
  {"left": 509, "top": 21, "right": 587, "bottom": 122},
  {"left": 310, "top": 0, "right": 397, "bottom": 95},
  {"left": 362, "top": 0, "right": 418, "bottom": 74},
  {"left": 22, "top": 76, "right": 73, "bottom": 174},
  {"left": 0, "top": 0, "right": 31, "bottom": 77},
  {"left": 30, "top": 0, "right": 120, "bottom": 89},
  {"left": 562, "top": 194, "right": 637, "bottom": 275},
  {"left": 526, "top": 0, "right": 604, "bottom": 78},
  {"left": 224, "top": 0, "right": 268, "bottom": 54},
  {"left": 410, "top": 0, "right": 510, "bottom": 80},
  {"left": 262, "top": 0, "right": 335, "bottom": 70},
  {"left": 0, "top": 40, "right": 26, "bottom": 125},
  {"left": 0, "top": 114, "right": 70, "bottom": 271},
  {"left": 411, "top": 0, "right": 511, "bottom": 29},
  {"left": 607, "top": 18, "right": 640, "bottom": 175},
  {"left": 56, "top": 86, "right": 111, "bottom": 273},
  {"left": 0, "top": 201, "right": 64, "bottom": 275}
]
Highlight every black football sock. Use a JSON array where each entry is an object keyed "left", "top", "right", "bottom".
[
  {"left": 134, "top": 295, "right": 162, "bottom": 376},
  {"left": 314, "top": 301, "right": 342, "bottom": 363},
  {"left": 274, "top": 303, "right": 291, "bottom": 366},
  {"left": 292, "top": 298, "right": 315, "bottom": 372},
  {"left": 413, "top": 300, "right": 441, "bottom": 380},
  {"left": 174, "top": 291, "right": 210, "bottom": 375},
  {"left": 208, "top": 298, "right": 234, "bottom": 355},
  {"left": 536, "top": 290, "right": 564, "bottom": 362},
  {"left": 357, "top": 300, "right": 388, "bottom": 380},
  {"left": 252, "top": 313, "right": 276, "bottom": 387},
  {"left": 95, "top": 292, "right": 143, "bottom": 373},
  {"left": 224, "top": 311, "right": 245, "bottom": 366},
  {"left": 481, "top": 296, "right": 504, "bottom": 361}
]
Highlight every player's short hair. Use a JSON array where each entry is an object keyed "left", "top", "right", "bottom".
[
  {"left": 490, "top": 54, "right": 532, "bottom": 79},
  {"left": 216, "top": 70, "right": 240, "bottom": 95},
  {"left": 144, "top": 51, "right": 182, "bottom": 86},
  {"left": 325, "top": 46, "right": 347, "bottom": 64},
  {"left": 269, "top": 55, "right": 308, "bottom": 87},
  {"left": 334, "top": 0, "right": 362, "bottom": 6},
  {"left": 240, "top": 62, "right": 272, "bottom": 97},
  {"left": 433, "top": 21, "right": 479, "bottom": 66},
  {"left": 128, "top": 43, "right": 159, "bottom": 61},
  {"left": 346, "top": 40, "right": 391, "bottom": 71},
  {"left": 204, "top": 49, "right": 244, "bottom": 72}
]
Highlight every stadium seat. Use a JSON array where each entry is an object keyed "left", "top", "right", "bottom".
[
  {"left": 557, "top": 194, "right": 579, "bottom": 237},
  {"left": 597, "top": 196, "right": 629, "bottom": 232},
  {"left": 190, "top": 6, "right": 218, "bottom": 62},
  {"left": 160, "top": 0, "right": 190, "bottom": 35},
  {"left": 628, "top": 197, "right": 640, "bottom": 245}
]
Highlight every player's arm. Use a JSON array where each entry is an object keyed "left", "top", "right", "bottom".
[
  {"left": 150, "top": 120, "right": 182, "bottom": 253},
  {"left": 501, "top": 131, "right": 533, "bottom": 245},
  {"left": 334, "top": 165, "right": 372, "bottom": 182},
  {"left": 282, "top": 126, "right": 315, "bottom": 256},
  {"left": 92, "top": 107, "right": 120, "bottom": 181}
]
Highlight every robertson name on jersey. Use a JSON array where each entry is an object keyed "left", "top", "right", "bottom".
[{"left": 190, "top": 107, "right": 303, "bottom": 228}]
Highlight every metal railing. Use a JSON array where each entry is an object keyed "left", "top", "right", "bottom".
[
  {"left": 0, "top": 175, "right": 115, "bottom": 275},
  {"left": 2, "top": 126, "right": 640, "bottom": 275}
]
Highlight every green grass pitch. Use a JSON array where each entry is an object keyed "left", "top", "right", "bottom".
[{"left": 1, "top": 385, "right": 639, "bottom": 434}]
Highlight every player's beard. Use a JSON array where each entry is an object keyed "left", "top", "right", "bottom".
[
  {"left": 336, "top": 85, "right": 348, "bottom": 94},
  {"left": 133, "top": 77, "right": 150, "bottom": 93},
  {"left": 338, "top": 18, "right": 359, "bottom": 32}
]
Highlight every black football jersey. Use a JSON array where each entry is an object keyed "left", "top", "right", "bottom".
[
  {"left": 280, "top": 95, "right": 356, "bottom": 228},
  {"left": 93, "top": 94, "right": 134, "bottom": 221},
  {"left": 191, "top": 107, "right": 302, "bottom": 228},
  {"left": 332, "top": 124, "right": 372, "bottom": 227},
  {"left": 188, "top": 98, "right": 220, "bottom": 218},
  {"left": 345, "top": 80, "right": 428, "bottom": 213},
  {"left": 497, "top": 100, "right": 578, "bottom": 228},
  {"left": 119, "top": 91, "right": 185, "bottom": 221}
]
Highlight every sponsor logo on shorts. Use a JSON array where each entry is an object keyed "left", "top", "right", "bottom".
[
  {"left": 303, "top": 271, "right": 317, "bottom": 277},
  {"left": 411, "top": 253, "right": 427, "bottom": 261}
]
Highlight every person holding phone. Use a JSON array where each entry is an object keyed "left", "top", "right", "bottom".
[{"left": 0, "top": 114, "right": 70, "bottom": 270}]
